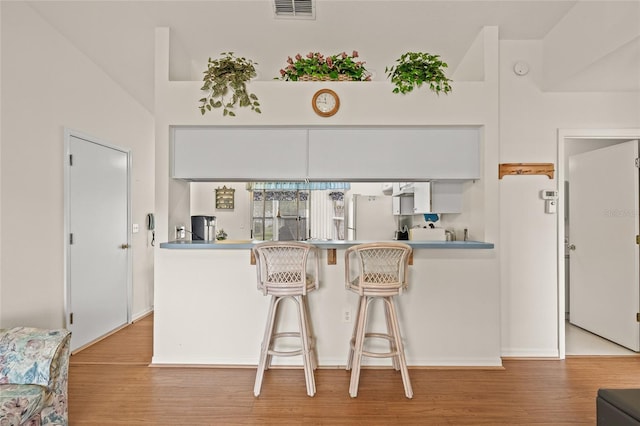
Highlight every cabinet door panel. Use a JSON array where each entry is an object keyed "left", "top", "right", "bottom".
[
  {"left": 173, "top": 127, "right": 307, "bottom": 180},
  {"left": 432, "top": 182, "right": 464, "bottom": 213},
  {"left": 412, "top": 182, "right": 432, "bottom": 213},
  {"left": 308, "top": 127, "right": 480, "bottom": 180}
]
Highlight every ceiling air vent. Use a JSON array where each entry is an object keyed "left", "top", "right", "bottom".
[{"left": 274, "top": 0, "right": 315, "bottom": 19}]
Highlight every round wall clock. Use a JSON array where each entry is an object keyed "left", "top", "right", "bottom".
[{"left": 312, "top": 89, "right": 340, "bottom": 117}]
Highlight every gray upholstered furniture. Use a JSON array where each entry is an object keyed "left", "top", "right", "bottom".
[
  {"left": 597, "top": 388, "right": 640, "bottom": 426},
  {"left": 0, "top": 328, "right": 71, "bottom": 426}
]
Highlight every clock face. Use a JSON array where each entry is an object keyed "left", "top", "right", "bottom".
[
  {"left": 316, "top": 93, "right": 336, "bottom": 112},
  {"left": 312, "top": 89, "right": 339, "bottom": 117}
]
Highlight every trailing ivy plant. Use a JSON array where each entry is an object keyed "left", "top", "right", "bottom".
[
  {"left": 199, "top": 52, "right": 261, "bottom": 117},
  {"left": 385, "top": 52, "right": 452, "bottom": 95}
]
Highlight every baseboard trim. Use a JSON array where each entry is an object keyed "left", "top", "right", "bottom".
[
  {"left": 71, "top": 322, "right": 130, "bottom": 355},
  {"left": 71, "top": 310, "right": 153, "bottom": 356},
  {"left": 132, "top": 308, "right": 153, "bottom": 322},
  {"left": 148, "top": 363, "right": 505, "bottom": 370}
]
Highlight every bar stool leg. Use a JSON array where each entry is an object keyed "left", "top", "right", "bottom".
[
  {"left": 349, "top": 295, "right": 370, "bottom": 398},
  {"left": 302, "top": 295, "right": 318, "bottom": 371},
  {"left": 387, "top": 296, "right": 413, "bottom": 399},
  {"left": 296, "top": 295, "right": 316, "bottom": 397},
  {"left": 384, "top": 300, "right": 400, "bottom": 371},
  {"left": 254, "top": 295, "right": 279, "bottom": 397},
  {"left": 345, "top": 295, "right": 363, "bottom": 372},
  {"left": 266, "top": 298, "right": 283, "bottom": 370}
]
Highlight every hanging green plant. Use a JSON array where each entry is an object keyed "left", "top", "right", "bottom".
[
  {"left": 199, "top": 52, "right": 261, "bottom": 117},
  {"left": 385, "top": 52, "right": 452, "bottom": 95}
]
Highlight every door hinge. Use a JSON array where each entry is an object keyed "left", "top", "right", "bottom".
[
  {"left": 636, "top": 235, "right": 640, "bottom": 245},
  {"left": 70, "top": 312, "right": 74, "bottom": 325},
  {"left": 637, "top": 312, "right": 640, "bottom": 322},
  {"left": 69, "top": 233, "right": 74, "bottom": 245},
  {"left": 69, "top": 154, "right": 73, "bottom": 166}
]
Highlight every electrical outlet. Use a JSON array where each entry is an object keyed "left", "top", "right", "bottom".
[
  {"left": 175, "top": 226, "right": 186, "bottom": 240},
  {"left": 342, "top": 308, "right": 352, "bottom": 323}
]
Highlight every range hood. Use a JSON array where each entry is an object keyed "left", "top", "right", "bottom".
[{"left": 392, "top": 182, "right": 415, "bottom": 196}]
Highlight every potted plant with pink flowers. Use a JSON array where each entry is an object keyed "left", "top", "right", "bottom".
[{"left": 277, "top": 51, "right": 371, "bottom": 81}]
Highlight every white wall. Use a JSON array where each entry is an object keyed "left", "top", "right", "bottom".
[
  {"left": 0, "top": 2, "right": 3, "bottom": 323},
  {"left": 190, "top": 182, "right": 252, "bottom": 240},
  {"left": 499, "top": 40, "right": 639, "bottom": 356},
  {"left": 154, "top": 27, "right": 502, "bottom": 365},
  {"left": 0, "top": 3, "right": 155, "bottom": 328},
  {"left": 3, "top": 2, "right": 637, "bottom": 361},
  {"left": 158, "top": 29, "right": 640, "bottom": 363}
]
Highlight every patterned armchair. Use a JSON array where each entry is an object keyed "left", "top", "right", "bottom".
[{"left": 0, "top": 328, "right": 71, "bottom": 426}]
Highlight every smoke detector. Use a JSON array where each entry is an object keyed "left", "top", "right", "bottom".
[{"left": 274, "top": 0, "right": 315, "bottom": 19}]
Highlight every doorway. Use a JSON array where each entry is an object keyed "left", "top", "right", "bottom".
[
  {"left": 558, "top": 129, "right": 640, "bottom": 358},
  {"left": 64, "top": 129, "right": 132, "bottom": 352}
]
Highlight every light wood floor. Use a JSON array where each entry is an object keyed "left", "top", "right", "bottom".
[
  {"left": 566, "top": 320, "right": 638, "bottom": 356},
  {"left": 69, "top": 314, "right": 640, "bottom": 425}
]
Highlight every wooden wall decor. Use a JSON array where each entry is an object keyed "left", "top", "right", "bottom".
[
  {"left": 327, "top": 249, "right": 337, "bottom": 265},
  {"left": 499, "top": 163, "right": 554, "bottom": 179},
  {"left": 215, "top": 186, "right": 235, "bottom": 209}
]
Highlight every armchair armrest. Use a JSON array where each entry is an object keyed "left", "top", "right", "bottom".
[{"left": 0, "top": 327, "right": 71, "bottom": 426}]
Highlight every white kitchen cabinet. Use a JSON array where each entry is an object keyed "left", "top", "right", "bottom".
[
  {"left": 392, "top": 194, "right": 415, "bottom": 215},
  {"left": 172, "top": 127, "right": 308, "bottom": 180},
  {"left": 412, "top": 182, "right": 432, "bottom": 213},
  {"left": 393, "top": 182, "right": 464, "bottom": 214},
  {"left": 417, "top": 182, "right": 464, "bottom": 213},
  {"left": 308, "top": 127, "right": 480, "bottom": 181},
  {"left": 432, "top": 182, "right": 464, "bottom": 213},
  {"left": 173, "top": 126, "right": 481, "bottom": 182}
]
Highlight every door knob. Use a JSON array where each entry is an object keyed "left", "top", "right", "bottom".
[
  {"left": 568, "top": 244, "right": 576, "bottom": 251},
  {"left": 120, "top": 244, "right": 130, "bottom": 249}
]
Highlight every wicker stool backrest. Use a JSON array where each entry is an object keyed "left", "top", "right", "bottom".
[
  {"left": 253, "top": 241, "right": 319, "bottom": 296},
  {"left": 345, "top": 242, "right": 411, "bottom": 295}
]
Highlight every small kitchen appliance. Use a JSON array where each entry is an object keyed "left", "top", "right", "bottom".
[{"left": 191, "top": 215, "right": 216, "bottom": 241}]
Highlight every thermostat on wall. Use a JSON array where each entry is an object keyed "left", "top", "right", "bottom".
[{"left": 540, "top": 190, "right": 558, "bottom": 214}]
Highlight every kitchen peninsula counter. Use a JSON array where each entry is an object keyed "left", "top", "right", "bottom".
[
  {"left": 154, "top": 237, "right": 500, "bottom": 368},
  {"left": 160, "top": 239, "right": 495, "bottom": 249}
]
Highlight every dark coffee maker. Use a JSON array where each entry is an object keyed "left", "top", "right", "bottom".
[
  {"left": 191, "top": 215, "right": 216, "bottom": 241},
  {"left": 395, "top": 226, "right": 409, "bottom": 240}
]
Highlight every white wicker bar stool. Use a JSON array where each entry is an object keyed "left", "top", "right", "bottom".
[
  {"left": 344, "top": 242, "right": 413, "bottom": 399},
  {"left": 252, "top": 241, "right": 320, "bottom": 397}
]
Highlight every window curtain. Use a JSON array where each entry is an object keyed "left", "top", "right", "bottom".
[
  {"left": 310, "top": 190, "right": 346, "bottom": 240},
  {"left": 246, "top": 182, "right": 351, "bottom": 191},
  {"left": 247, "top": 183, "right": 350, "bottom": 240},
  {"left": 253, "top": 191, "right": 308, "bottom": 201}
]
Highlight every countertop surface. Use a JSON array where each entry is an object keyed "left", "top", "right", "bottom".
[{"left": 160, "top": 239, "right": 494, "bottom": 249}]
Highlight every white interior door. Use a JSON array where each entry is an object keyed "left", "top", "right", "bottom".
[
  {"left": 569, "top": 140, "right": 640, "bottom": 351},
  {"left": 66, "top": 133, "right": 130, "bottom": 351}
]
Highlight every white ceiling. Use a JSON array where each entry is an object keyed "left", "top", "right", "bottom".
[{"left": 23, "top": 0, "right": 640, "bottom": 113}]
